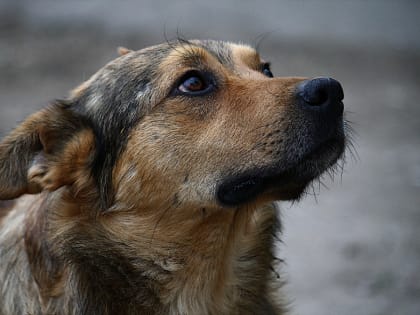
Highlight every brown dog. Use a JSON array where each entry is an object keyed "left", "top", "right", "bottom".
[{"left": 0, "top": 40, "right": 346, "bottom": 315}]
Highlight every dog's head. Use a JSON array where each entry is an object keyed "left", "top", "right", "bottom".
[{"left": 0, "top": 40, "right": 345, "bottom": 211}]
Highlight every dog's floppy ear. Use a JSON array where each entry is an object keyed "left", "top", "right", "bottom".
[{"left": 0, "top": 102, "right": 95, "bottom": 200}]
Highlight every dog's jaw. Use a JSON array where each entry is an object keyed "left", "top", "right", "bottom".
[{"left": 217, "top": 134, "right": 345, "bottom": 207}]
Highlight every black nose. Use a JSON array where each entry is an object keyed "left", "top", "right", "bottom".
[{"left": 297, "top": 77, "right": 344, "bottom": 117}]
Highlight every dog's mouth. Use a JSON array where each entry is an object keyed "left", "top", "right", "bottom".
[{"left": 217, "top": 136, "right": 345, "bottom": 207}]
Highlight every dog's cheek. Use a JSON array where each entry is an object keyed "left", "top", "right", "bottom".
[{"left": 111, "top": 139, "right": 176, "bottom": 210}]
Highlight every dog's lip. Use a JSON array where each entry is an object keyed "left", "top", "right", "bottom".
[{"left": 217, "top": 136, "right": 345, "bottom": 207}]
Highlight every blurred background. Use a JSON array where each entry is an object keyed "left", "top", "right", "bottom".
[{"left": 0, "top": 0, "right": 419, "bottom": 314}]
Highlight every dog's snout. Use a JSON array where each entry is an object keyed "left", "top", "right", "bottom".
[{"left": 296, "top": 77, "right": 344, "bottom": 117}]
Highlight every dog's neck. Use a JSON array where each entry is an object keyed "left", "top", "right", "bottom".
[{"left": 22, "top": 190, "right": 280, "bottom": 314}]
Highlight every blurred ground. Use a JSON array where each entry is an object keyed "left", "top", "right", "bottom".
[{"left": 0, "top": 1, "right": 419, "bottom": 314}]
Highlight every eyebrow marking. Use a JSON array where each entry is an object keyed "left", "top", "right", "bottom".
[
  {"left": 190, "top": 40, "right": 234, "bottom": 69},
  {"left": 229, "top": 43, "right": 263, "bottom": 72}
]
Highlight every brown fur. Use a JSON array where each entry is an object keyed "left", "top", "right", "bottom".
[{"left": 0, "top": 40, "right": 345, "bottom": 314}]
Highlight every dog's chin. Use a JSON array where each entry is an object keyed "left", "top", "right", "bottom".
[{"left": 216, "top": 137, "right": 345, "bottom": 207}]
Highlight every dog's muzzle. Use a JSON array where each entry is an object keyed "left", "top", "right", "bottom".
[{"left": 217, "top": 77, "right": 346, "bottom": 207}]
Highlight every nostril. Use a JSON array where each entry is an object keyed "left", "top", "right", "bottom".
[{"left": 298, "top": 77, "right": 344, "bottom": 107}]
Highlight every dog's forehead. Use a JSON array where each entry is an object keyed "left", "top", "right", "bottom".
[
  {"left": 190, "top": 40, "right": 236, "bottom": 67},
  {"left": 127, "top": 40, "right": 261, "bottom": 70}
]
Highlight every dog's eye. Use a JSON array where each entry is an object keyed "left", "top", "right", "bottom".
[
  {"left": 175, "top": 71, "right": 215, "bottom": 96},
  {"left": 179, "top": 76, "right": 205, "bottom": 93},
  {"left": 262, "top": 63, "right": 274, "bottom": 78}
]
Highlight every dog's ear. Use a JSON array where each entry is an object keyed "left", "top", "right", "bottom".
[
  {"left": 117, "top": 47, "right": 133, "bottom": 56},
  {"left": 0, "top": 103, "right": 95, "bottom": 200}
]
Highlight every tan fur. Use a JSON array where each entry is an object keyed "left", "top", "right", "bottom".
[
  {"left": 118, "top": 46, "right": 134, "bottom": 56},
  {"left": 0, "top": 40, "right": 345, "bottom": 314}
]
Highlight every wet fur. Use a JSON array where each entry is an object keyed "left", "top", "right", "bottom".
[{"left": 0, "top": 40, "right": 344, "bottom": 314}]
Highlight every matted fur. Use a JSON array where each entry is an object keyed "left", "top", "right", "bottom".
[{"left": 0, "top": 40, "right": 345, "bottom": 315}]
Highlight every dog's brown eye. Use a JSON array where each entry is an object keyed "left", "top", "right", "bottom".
[
  {"left": 175, "top": 71, "right": 215, "bottom": 96},
  {"left": 179, "top": 76, "right": 205, "bottom": 93}
]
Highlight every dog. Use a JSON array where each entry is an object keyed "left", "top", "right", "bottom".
[{"left": 0, "top": 39, "right": 346, "bottom": 315}]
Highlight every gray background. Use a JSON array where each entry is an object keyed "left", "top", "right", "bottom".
[{"left": 0, "top": 1, "right": 419, "bottom": 314}]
